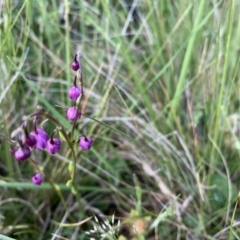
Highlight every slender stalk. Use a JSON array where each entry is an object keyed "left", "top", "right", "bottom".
[
  {"left": 210, "top": 0, "right": 235, "bottom": 169},
  {"left": 229, "top": 193, "right": 239, "bottom": 240},
  {"left": 71, "top": 52, "right": 84, "bottom": 140},
  {"left": 0, "top": 132, "right": 18, "bottom": 146},
  {"left": 34, "top": 107, "right": 77, "bottom": 191},
  {"left": 170, "top": 0, "right": 206, "bottom": 122},
  {"left": 64, "top": 0, "right": 71, "bottom": 86}
]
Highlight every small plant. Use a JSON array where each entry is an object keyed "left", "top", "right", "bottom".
[
  {"left": 85, "top": 215, "right": 121, "bottom": 240},
  {"left": 0, "top": 52, "right": 93, "bottom": 192}
]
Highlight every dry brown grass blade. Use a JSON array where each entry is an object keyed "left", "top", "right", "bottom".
[
  {"left": 52, "top": 216, "right": 92, "bottom": 227},
  {"left": 51, "top": 234, "right": 70, "bottom": 240}
]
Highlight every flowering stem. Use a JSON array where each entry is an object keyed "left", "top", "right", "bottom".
[
  {"left": 32, "top": 107, "right": 77, "bottom": 192},
  {"left": 77, "top": 52, "right": 84, "bottom": 96},
  {"left": 71, "top": 52, "right": 84, "bottom": 140}
]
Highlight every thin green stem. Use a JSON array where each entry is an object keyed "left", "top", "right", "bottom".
[
  {"left": 170, "top": 0, "right": 206, "bottom": 122},
  {"left": 229, "top": 193, "right": 239, "bottom": 240},
  {"left": 71, "top": 52, "right": 84, "bottom": 140},
  {"left": 210, "top": 0, "right": 235, "bottom": 169},
  {"left": 34, "top": 107, "right": 77, "bottom": 191}
]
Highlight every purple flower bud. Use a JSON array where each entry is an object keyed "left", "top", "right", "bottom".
[
  {"left": 31, "top": 128, "right": 49, "bottom": 150},
  {"left": 31, "top": 173, "right": 43, "bottom": 185},
  {"left": 14, "top": 145, "right": 31, "bottom": 161},
  {"left": 66, "top": 107, "right": 81, "bottom": 121},
  {"left": 79, "top": 136, "right": 93, "bottom": 151},
  {"left": 47, "top": 138, "right": 61, "bottom": 154},
  {"left": 71, "top": 60, "right": 80, "bottom": 71},
  {"left": 25, "top": 132, "right": 37, "bottom": 148},
  {"left": 68, "top": 85, "right": 81, "bottom": 100}
]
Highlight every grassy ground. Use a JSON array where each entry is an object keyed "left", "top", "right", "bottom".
[{"left": 0, "top": 0, "right": 240, "bottom": 239}]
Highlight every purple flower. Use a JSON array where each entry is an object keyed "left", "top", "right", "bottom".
[
  {"left": 47, "top": 138, "right": 61, "bottom": 154},
  {"left": 25, "top": 132, "right": 37, "bottom": 148},
  {"left": 22, "top": 122, "right": 37, "bottom": 148},
  {"left": 31, "top": 128, "right": 49, "bottom": 150},
  {"left": 68, "top": 85, "right": 81, "bottom": 100},
  {"left": 79, "top": 136, "right": 93, "bottom": 151},
  {"left": 71, "top": 60, "right": 80, "bottom": 71},
  {"left": 31, "top": 173, "right": 43, "bottom": 185},
  {"left": 66, "top": 107, "right": 81, "bottom": 121},
  {"left": 14, "top": 145, "right": 31, "bottom": 161}
]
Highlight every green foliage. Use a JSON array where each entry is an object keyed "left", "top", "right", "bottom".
[
  {"left": 1, "top": 0, "right": 240, "bottom": 239},
  {"left": 208, "top": 173, "right": 238, "bottom": 212}
]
